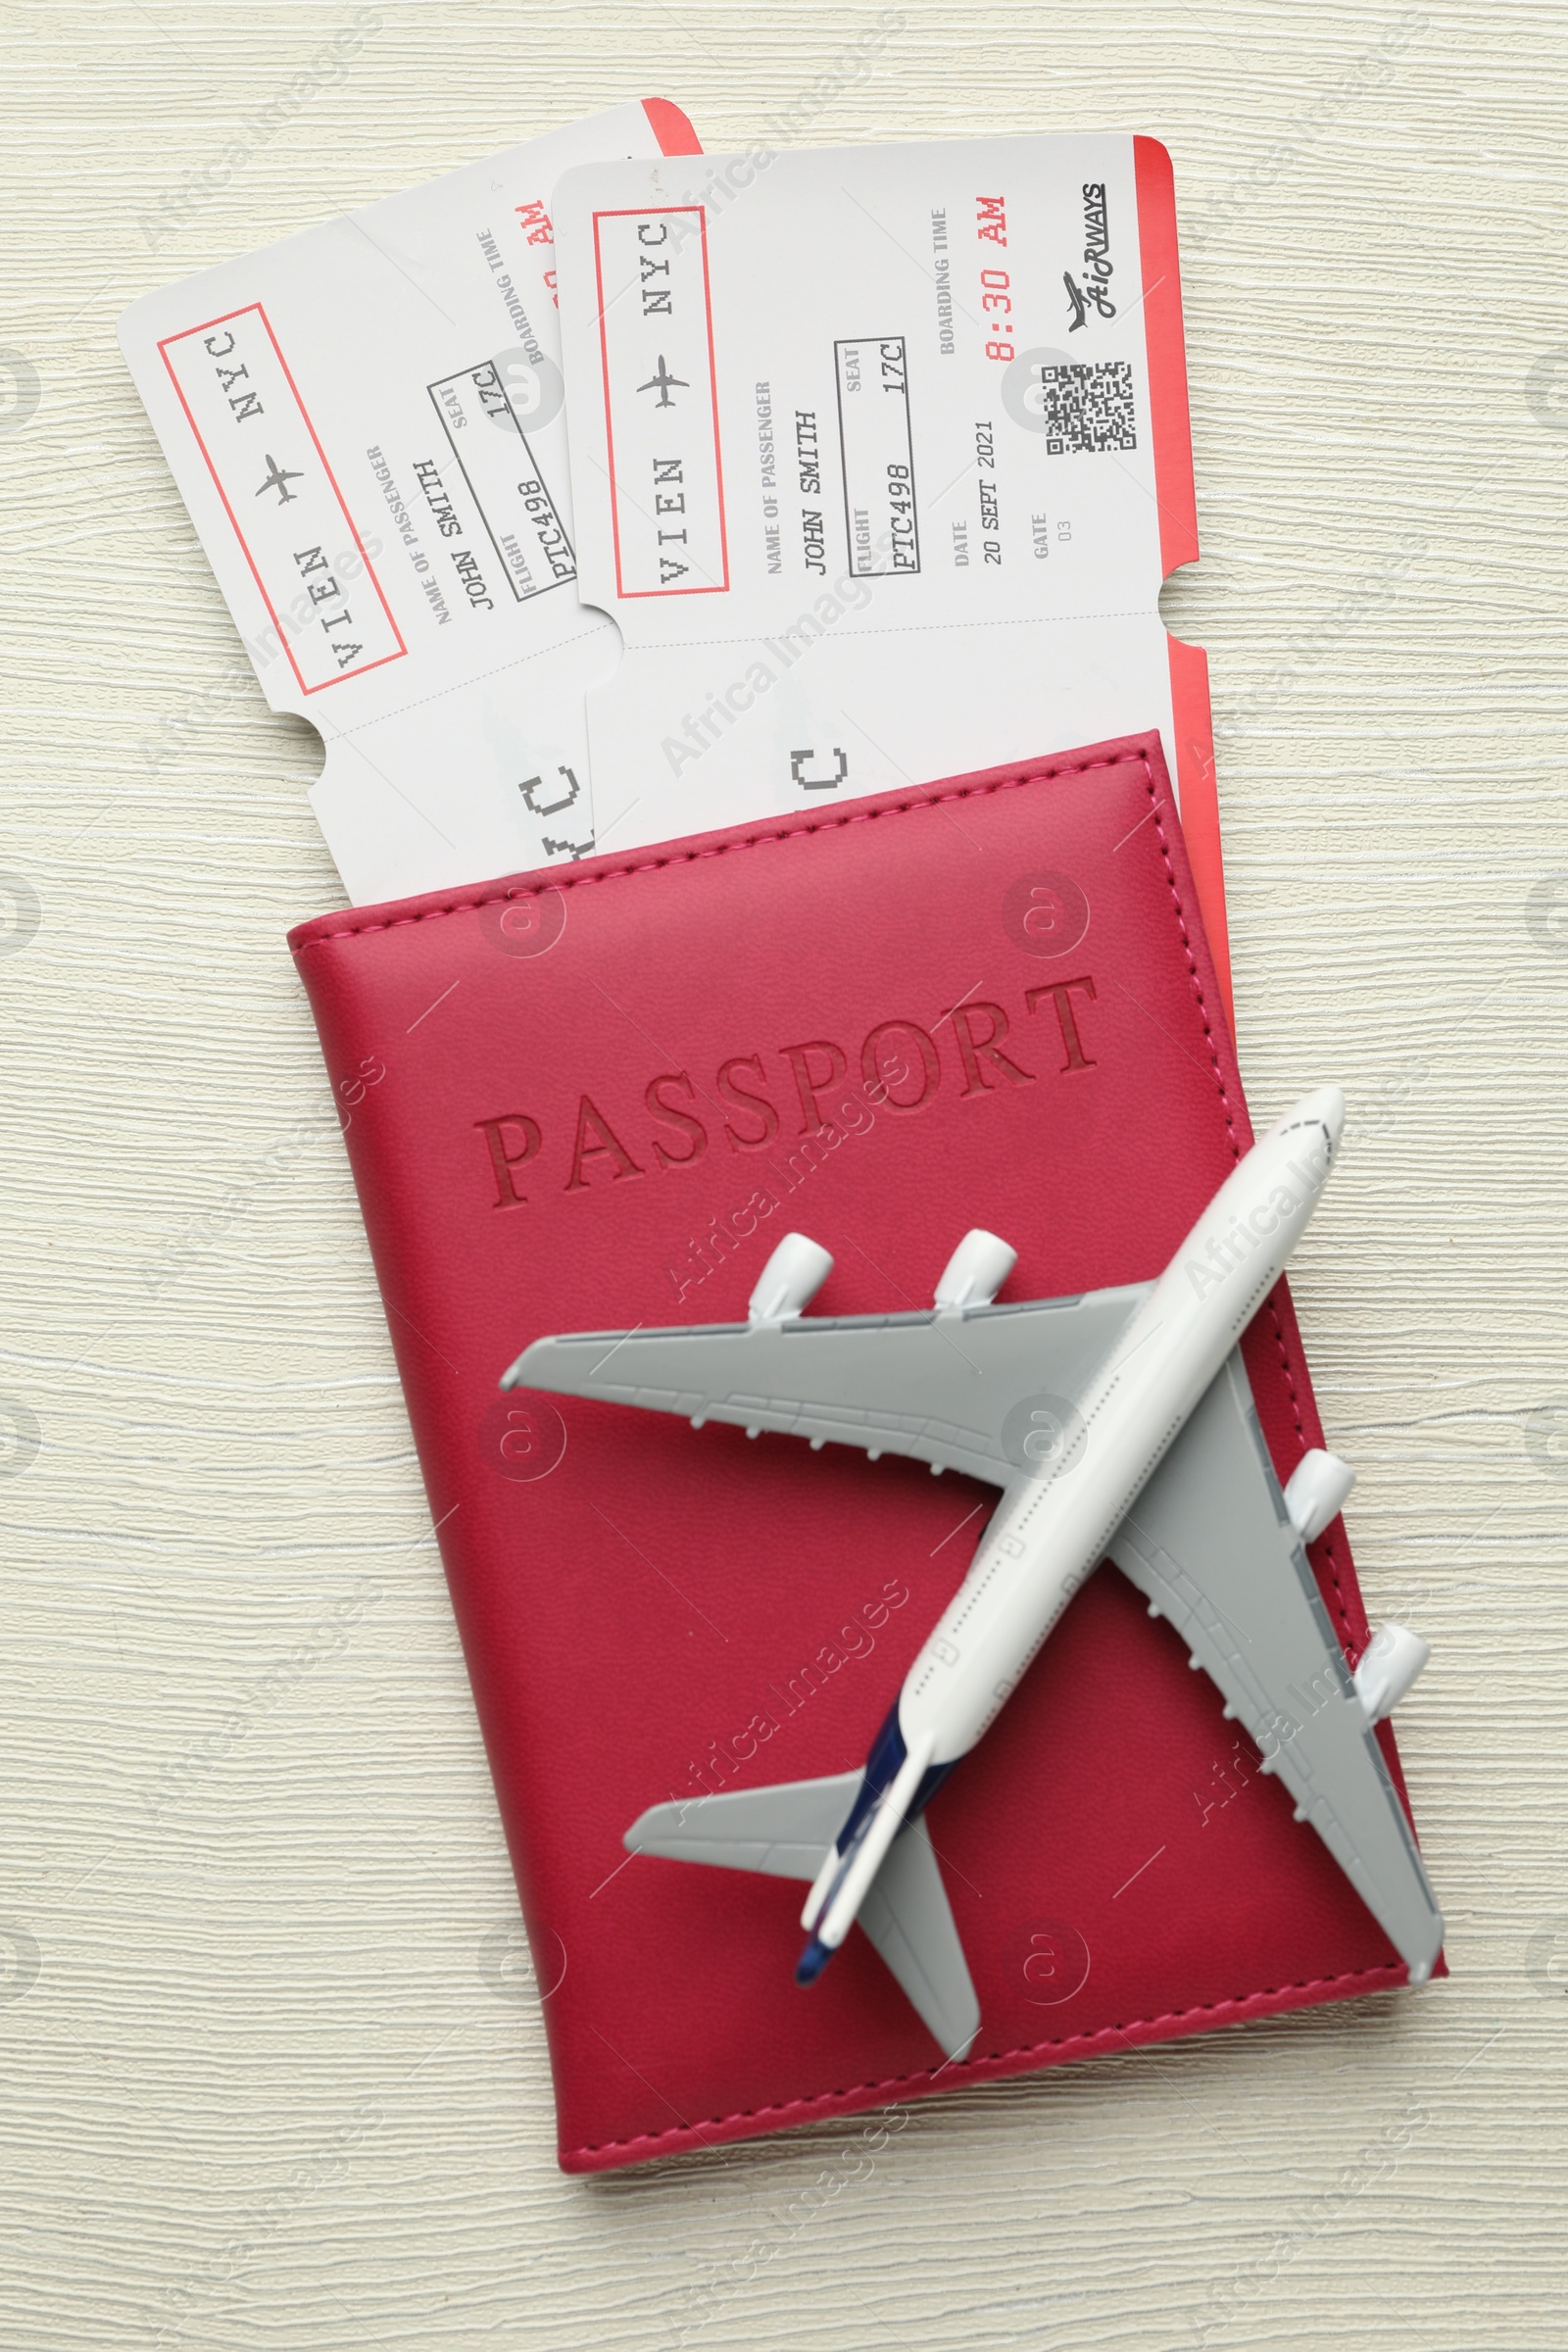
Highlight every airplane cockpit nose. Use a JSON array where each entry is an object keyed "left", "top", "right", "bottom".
[
  {"left": 1305, "top": 1085, "right": 1346, "bottom": 1155},
  {"left": 1262, "top": 1085, "right": 1346, "bottom": 1160}
]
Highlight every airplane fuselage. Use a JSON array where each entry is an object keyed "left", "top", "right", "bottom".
[
  {"left": 900, "top": 1100, "right": 1338, "bottom": 1766},
  {"left": 795, "top": 1094, "right": 1344, "bottom": 1971}
]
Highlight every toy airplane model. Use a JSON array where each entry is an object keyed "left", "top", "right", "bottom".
[{"left": 502, "top": 1089, "right": 1443, "bottom": 2058}]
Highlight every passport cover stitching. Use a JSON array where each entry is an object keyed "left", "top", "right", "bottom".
[
  {"left": 292, "top": 748, "right": 1157, "bottom": 949},
  {"left": 571, "top": 1960, "right": 1406, "bottom": 2160}
]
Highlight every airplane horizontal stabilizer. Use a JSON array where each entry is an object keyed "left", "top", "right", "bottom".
[
  {"left": 625, "top": 1773, "right": 859, "bottom": 1882},
  {"left": 858, "top": 1818, "right": 980, "bottom": 2060},
  {"left": 625, "top": 1772, "right": 979, "bottom": 2056}
]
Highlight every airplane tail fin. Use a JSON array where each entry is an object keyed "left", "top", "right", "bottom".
[{"left": 626, "top": 1775, "right": 980, "bottom": 2060}]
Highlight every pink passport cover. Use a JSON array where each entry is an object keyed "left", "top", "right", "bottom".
[{"left": 289, "top": 731, "right": 1435, "bottom": 2171}]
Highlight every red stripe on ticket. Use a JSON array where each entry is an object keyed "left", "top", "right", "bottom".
[
  {"left": 592, "top": 208, "right": 729, "bottom": 598},
  {"left": 158, "top": 305, "right": 406, "bottom": 694}
]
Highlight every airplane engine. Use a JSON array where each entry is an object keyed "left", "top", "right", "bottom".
[
  {"left": 749, "top": 1233, "right": 833, "bottom": 1324},
  {"left": 934, "top": 1229, "right": 1018, "bottom": 1311},
  {"left": 1353, "top": 1622, "right": 1431, "bottom": 1723},
  {"left": 1283, "top": 1447, "right": 1356, "bottom": 1544}
]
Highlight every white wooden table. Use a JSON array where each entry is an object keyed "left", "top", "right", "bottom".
[{"left": 4, "top": 4, "right": 1566, "bottom": 2345}]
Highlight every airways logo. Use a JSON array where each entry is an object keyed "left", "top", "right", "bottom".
[{"left": 1064, "top": 180, "right": 1117, "bottom": 330}]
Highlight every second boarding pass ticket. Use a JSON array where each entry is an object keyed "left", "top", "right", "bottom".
[
  {"left": 119, "top": 99, "right": 699, "bottom": 905},
  {"left": 553, "top": 134, "right": 1226, "bottom": 975}
]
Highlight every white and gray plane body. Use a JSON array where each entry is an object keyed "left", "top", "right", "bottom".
[{"left": 503, "top": 1089, "right": 1443, "bottom": 2058}]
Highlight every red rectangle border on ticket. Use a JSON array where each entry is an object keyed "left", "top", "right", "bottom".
[
  {"left": 158, "top": 304, "right": 406, "bottom": 695},
  {"left": 593, "top": 207, "right": 729, "bottom": 598}
]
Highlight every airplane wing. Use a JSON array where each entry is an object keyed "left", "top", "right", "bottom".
[
  {"left": 626, "top": 1775, "right": 979, "bottom": 2056},
  {"left": 506, "top": 1284, "right": 1152, "bottom": 1488},
  {"left": 1105, "top": 1351, "right": 1445, "bottom": 1983}
]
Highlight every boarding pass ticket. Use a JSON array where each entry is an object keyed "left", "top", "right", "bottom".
[
  {"left": 552, "top": 134, "right": 1227, "bottom": 980},
  {"left": 119, "top": 99, "right": 700, "bottom": 905}
]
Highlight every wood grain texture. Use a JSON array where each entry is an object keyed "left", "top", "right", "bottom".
[{"left": 2, "top": 2, "right": 1565, "bottom": 2345}]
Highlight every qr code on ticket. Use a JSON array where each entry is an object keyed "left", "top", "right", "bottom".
[{"left": 1039, "top": 361, "right": 1136, "bottom": 455}]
